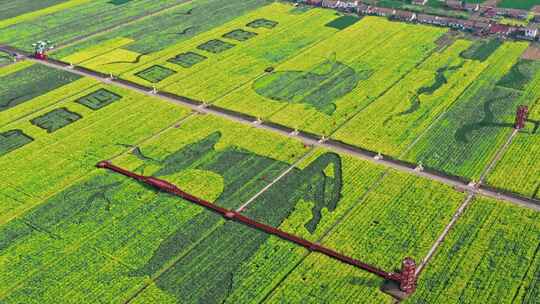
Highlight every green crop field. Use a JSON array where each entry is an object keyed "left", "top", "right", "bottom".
[
  {"left": 405, "top": 197, "right": 540, "bottom": 303},
  {"left": 333, "top": 39, "right": 487, "bottom": 156},
  {"left": 216, "top": 16, "right": 446, "bottom": 135},
  {"left": 265, "top": 170, "right": 466, "bottom": 303},
  {"left": 486, "top": 83, "right": 540, "bottom": 199},
  {"left": 0, "top": 80, "right": 190, "bottom": 224},
  {"left": 0, "top": 62, "right": 82, "bottom": 112},
  {"left": 498, "top": 0, "right": 540, "bottom": 10},
  {"left": 0, "top": 0, "right": 69, "bottom": 20},
  {"left": 404, "top": 41, "right": 530, "bottom": 180},
  {"left": 1, "top": 1, "right": 540, "bottom": 303},
  {"left": 0, "top": 0, "right": 192, "bottom": 51}
]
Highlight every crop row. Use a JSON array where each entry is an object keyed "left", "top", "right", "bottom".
[
  {"left": 0, "top": 82, "right": 189, "bottom": 224},
  {"left": 406, "top": 197, "right": 540, "bottom": 303},
  {"left": 216, "top": 16, "right": 446, "bottom": 136},
  {"left": 404, "top": 41, "right": 529, "bottom": 180},
  {"left": 54, "top": 0, "right": 273, "bottom": 59},
  {"left": 263, "top": 170, "right": 465, "bottom": 303},
  {"left": 0, "top": 0, "right": 68, "bottom": 20},
  {"left": 485, "top": 60, "right": 540, "bottom": 198},
  {"left": 333, "top": 39, "right": 487, "bottom": 157},
  {"left": 0, "top": 0, "right": 189, "bottom": 51},
  {"left": 0, "top": 62, "right": 82, "bottom": 115}
]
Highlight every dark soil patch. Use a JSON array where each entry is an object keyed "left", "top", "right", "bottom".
[
  {"left": 197, "top": 39, "right": 235, "bottom": 54},
  {"left": 253, "top": 59, "right": 364, "bottom": 115},
  {"left": 325, "top": 15, "right": 361, "bottom": 30},
  {"left": 75, "top": 88, "right": 122, "bottom": 110},
  {"left": 222, "top": 29, "right": 258, "bottom": 41},
  {"left": 167, "top": 51, "right": 207, "bottom": 68},
  {"left": 460, "top": 39, "right": 503, "bottom": 62},
  {"left": 135, "top": 65, "right": 176, "bottom": 83},
  {"left": 0, "top": 130, "right": 33, "bottom": 157}
]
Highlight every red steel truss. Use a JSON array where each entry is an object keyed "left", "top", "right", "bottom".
[
  {"left": 96, "top": 160, "right": 417, "bottom": 294},
  {"left": 515, "top": 105, "right": 529, "bottom": 130}
]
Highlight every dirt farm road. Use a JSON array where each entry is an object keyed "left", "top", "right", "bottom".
[{"left": 2, "top": 44, "right": 539, "bottom": 213}]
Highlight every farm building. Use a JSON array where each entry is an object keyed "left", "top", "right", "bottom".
[{"left": 411, "top": 0, "right": 428, "bottom": 6}]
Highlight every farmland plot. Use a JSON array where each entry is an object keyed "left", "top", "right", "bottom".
[
  {"left": 405, "top": 197, "right": 540, "bottom": 304},
  {"left": 0, "top": 0, "right": 69, "bottom": 20},
  {"left": 333, "top": 39, "right": 489, "bottom": 156},
  {"left": 0, "top": 63, "right": 82, "bottom": 113},
  {"left": 0, "top": 84, "right": 189, "bottom": 224},
  {"left": 264, "top": 170, "right": 465, "bottom": 303},
  {"left": 0, "top": 0, "right": 190, "bottom": 51},
  {"left": 486, "top": 68, "right": 540, "bottom": 198},
  {"left": 0, "top": 114, "right": 309, "bottom": 303},
  {"left": 404, "top": 41, "right": 530, "bottom": 180},
  {"left": 112, "top": 3, "right": 340, "bottom": 94},
  {"left": 118, "top": 148, "right": 388, "bottom": 303},
  {"left": 53, "top": 0, "right": 273, "bottom": 59},
  {"left": 63, "top": 3, "right": 334, "bottom": 81},
  {"left": 182, "top": 149, "right": 389, "bottom": 303},
  {"left": 215, "top": 17, "right": 446, "bottom": 135}
]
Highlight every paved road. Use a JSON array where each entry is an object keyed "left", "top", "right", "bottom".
[{"left": 2, "top": 45, "right": 539, "bottom": 213}]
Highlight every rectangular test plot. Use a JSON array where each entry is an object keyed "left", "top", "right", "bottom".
[
  {"left": 30, "top": 107, "right": 82, "bottom": 133},
  {"left": 75, "top": 88, "right": 122, "bottom": 110}
]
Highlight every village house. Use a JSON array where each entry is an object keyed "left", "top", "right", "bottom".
[
  {"left": 357, "top": 3, "right": 370, "bottom": 15},
  {"left": 321, "top": 0, "right": 338, "bottom": 8},
  {"left": 391, "top": 10, "right": 417, "bottom": 22},
  {"left": 317, "top": 0, "right": 360, "bottom": 12},
  {"left": 464, "top": 3, "right": 480, "bottom": 12},
  {"left": 411, "top": 0, "right": 428, "bottom": 6},
  {"left": 445, "top": 0, "right": 464, "bottom": 11},
  {"left": 489, "top": 23, "right": 517, "bottom": 37},
  {"left": 524, "top": 26, "right": 539, "bottom": 40}
]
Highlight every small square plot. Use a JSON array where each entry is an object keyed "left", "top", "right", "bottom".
[
  {"left": 0, "top": 130, "right": 33, "bottom": 156},
  {"left": 197, "top": 39, "right": 235, "bottom": 54},
  {"left": 222, "top": 29, "right": 258, "bottom": 41},
  {"left": 135, "top": 65, "right": 176, "bottom": 83},
  {"left": 31, "top": 108, "right": 82, "bottom": 133},
  {"left": 167, "top": 52, "right": 208, "bottom": 68},
  {"left": 246, "top": 19, "right": 278, "bottom": 29},
  {"left": 76, "top": 88, "right": 122, "bottom": 110}
]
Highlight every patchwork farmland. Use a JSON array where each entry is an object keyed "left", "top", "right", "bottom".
[{"left": 0, "top": 1, "right": 539, "bottom": 304}]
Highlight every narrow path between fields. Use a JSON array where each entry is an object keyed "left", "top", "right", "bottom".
[{"left": 2, "top": 45, "right": 538, "bottom": 213}]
